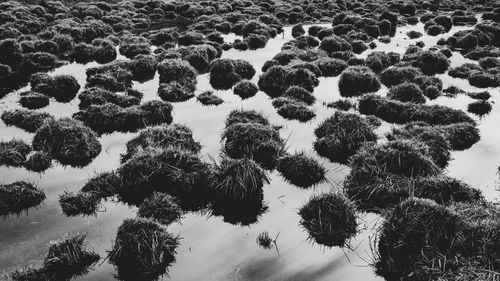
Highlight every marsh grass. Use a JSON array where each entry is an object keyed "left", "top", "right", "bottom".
[
  {"left": 59, "top": 191, "right": 101, "bottom": 217},
  {"left": 0, "top": 181, "right": 46, "bottom": 216},
  {"left": 1, "top": 109, "right": 54, "bottom": 133},
  {"left": 137, "top": 192, "right": 183, "bottom": 226},
  {"left": 299, "top": 192, "right": 358, "bottom": 248},
  {"left": 277, "top": 152, "right": 326, "bottom": 188}
]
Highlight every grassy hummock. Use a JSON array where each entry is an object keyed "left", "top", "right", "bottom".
[
  {"left": 467, "top": 100, "right": 492, "bottom": 117},
  {"left": 137, "top": 192, "right": 183, "bottom": 226},
  {"left": 358, "top": 94, "right": 475, "bottom": 125},
  {"left": 73, "top": 100, "right": 173, "bottom": 135},
  {"left": 0, "top": 139, "right": 32, "bottom": 168},
  {"left": 80, "top": 171, "right": 121, "bottom": 200},
  {"left": 118, "top": 147, "right": 212, "bottom": 210},
  {"left": 121, "top": 123, "right": 201, "bottom": 163},
  {"left": 314, "top": 112, "right": 377, "bottom": 164},
  {"left": 210, "top": 157, "right": 269, "bottom": 226},
  {"left": 338, "top": 66, "right": 380, "bottom": 97},
  {"left": 273, "top": 97, "right": 316, "bottom": 122},
  {"left": 24, "top": 151, "right": 52, "bottom": 173},
  {"left": 1, "top": 109, "right": 54, "bottom": 133},
  {"left": 0, "top": 181, "right": 46, "bottom": 216},
  {"left": 197, "top": 91, "right": 224, "bottom": 106},
  {"left": 78, "top": 87, "right": 140, "bottom": 109},
  {"left": 222, "top": 121, "right": 285, "bottom": 170},
  {"left": 32, "top": 118, "right": 101, "bottom": 167},
  {"left": 233, "top": 81, "right": 259, "bottom": 99},
  {"left": 19, "top": 92, "right": 49, "bottom": 109},
  {"left": 299, "top": 192, "right": 358, "bottom": 247},
  {"left": 108, "top": 218, "right": 179, "bottom": 281},
  {"left": 277, "top": 152, "right": 326, "bottom": 188},
  {"left": 59, "top": 191, "right": 101, "bottom": 217},
  {"left": 225, "top": 109, "right": 270, "bottom": 127}
]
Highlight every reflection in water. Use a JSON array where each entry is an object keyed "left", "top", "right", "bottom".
[{"left": 0, "top": 19, "right": 498, "bottom": 281}]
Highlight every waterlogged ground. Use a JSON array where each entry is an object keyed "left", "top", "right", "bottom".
[{"left": 1, "top": 19, "right": 499, "bottom": 281}]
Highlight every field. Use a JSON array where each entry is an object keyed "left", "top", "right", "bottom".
[{"left": 0, "top": 0, "right": 499, "bottom": 280}]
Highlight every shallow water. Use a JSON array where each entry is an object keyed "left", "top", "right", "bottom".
[{"left": 0, "top": 19, "right": 498, "bottom": 281}]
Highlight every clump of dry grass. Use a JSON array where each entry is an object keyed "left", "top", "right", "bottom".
[
  {"left": 59, "top": 191, "right": 101, "bottom": 217},
  {"left": 0, "top": 181, "right": 46, "bottom": 216},
  {"left": 108, "top": 218, "right": 179, "bottom": 280},
  {"left": 137, "top": 192, "right": 183, "bottom": 225},
  {"left": 299, "top": 192, "right": 358, "bottom": 247},
  {"left": 277, "top": 152, "right": 326, "bottom": 188}
]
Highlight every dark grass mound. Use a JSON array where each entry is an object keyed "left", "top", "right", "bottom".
[
  {"left": 394, "top": 122, "right": 480, "bottom": 151},
  {"left": 277, "top": 152, "right": 326, "bottom": 188},
  {"left": 404, "top": 49, "right": 450, "bottom": 75},
  {"left": 407, "top": 30, "right": 423, "bottom": 39},
  {"left": 468, "top": 71, "right": 499, "bottom": 88},
  {"left": 387, "top": 125, "right": 451, "bottom": 168},
  {"left": 314, "top": 112, "right": 377, "bottom": 164},
  {"left": 415, "top": 176, "right": 483, "bottom": 206},
  {"left": 366, "top": 52, "right": 397, "bottom": 73},
  {"left": 326, "top": 99, "right": 355, "bottom": 111},
  {"left": 30, "top": 73, "right": 80, "bottom": 103},
  {"left": 467, "top": 100, "right": 492, "bottom": 117},
  {"left": 137, "top": 192, "right": 183, "bottom": 226},
  {"left": 233, "top": 81, "right": 259, "bottom": 99},
  {"left": 468, "top": 91, "right": 491, "bottom": 100},
  {"left": 80, "top": 171, "right": 121, "bottom": 200},
  {"left": 42, "top": 234, "right": 100, "bottom": 281},
  {"left": 33, "top": 118, "right": 101, "bottom": 167},
  {"left": 0, "top": 139, "right": 31, "bottom": 167},
  {"left": 375, "top": 198, "right": 461, "bottom": 281},
  {"left": 209, "top": 58, "right": 255, "bottom": 90},
  {"left": 158, "top": 81, "right": 195, "bottom": 102},
  {"left": 338, "top": 66, "right": 380, "bottom": 97},
  {"left": 448, "top": 63, "right": 483, "bottom": 79},
  {"left": 10, "top": 234, "right": 99, "bottom": 281},
  {"left": 284, "top": 86, "right": 316, "bottom": 105},
  {"left": 117, "top": 147, "right": 212, "bottom": 210},
  {"left": 299, "top": 192, "right": 358, "bottom": 248},
  {"left": 258, "top": 65, "right": 288, "bottom": 98},
  {"left": 24, "top": 151, "right": 52, "bottom": 173},
  {"left": 108, "top": 218, "right": 179, "bottom": 281},
  {"left": 19, "top": 92, "right": 49, "bottom": 109},
  {"left": 78, "top": 87, "right": 140, "bottom": 109},
  {"left": 0, "top": 181, "right": 45, "bottom": 216},
  {"left": 222, "top": 121, "right": 285, "bottom": 170},
  {"left": 225, "top": 109, "right": 270, "bottom": 127},
  {"left": 210, "top": 157, "right": 269, "bottom": 226},
  {"left": 387, "top": 82, "right": 426, "bottom": 104},
  {"left": 358, "top": 95, "right": 475, "bottom": 125},
  {"left": 284, "top": 68, "right": 319, "bottom": 93},
  {"left": 158, "top": 59, "right": 197, "bottom": 92},
  {"left": 1, "top": 109, "right": 54, "bottom": 133},
  {"left": 121, "top": 123, "right": 201, "bottom": 163},
  {"left": 273, "top": 98, "right": 316, "bottom": 122},
  {"left": 380, "top": 66, "right": 422, "bottom": 87},
  {"left": 73, "top": 100, "right": 173, "bottom": 135},
  {"left": 86, "top": 65, "right": 133, "bottom": 93},
  {"left": 315, "top": 58, "right": 347, "bottom": 77},
  {"left": 197, "top": 91, "right": 223, "bottom": 106},
  {"left": 59, "top": 191, "right": 101, "bottom": 217}
]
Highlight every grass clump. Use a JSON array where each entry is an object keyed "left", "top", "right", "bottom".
[
  {"left": 197, "top": 91, "right": 223, "bottom": 106},
  {"left": 467, "top": 100, "right": 492, "bottom": 117},
  {"left": 358, "top": 94, "right": 475, "bottom": 125},
  {"left": 380, "top": 66, "right": 422, "bottom": 87},
  {"left": 10, "top": 234, "right": 99, "bottom": 281},
  {"left": 273, "top": 97, "right": 316, "bottom": 122},
  {"left": 210, "top": 157, "right": 269, "bottom": 226},
  {"left": 158, "top": 81, "right": 195, "bottom": 102},
  {"left": 30, "top": 73, "right": 80, "bottom": 103},
  {"left": 326, "top": 99, "right": 355, "bottom": 111},
  {"left": 78, "top": 87, "right": 140, "bottom": 109},
  {"left": 19, "top": 92, "right": 49, "bottom": 109},
  {"left": 277, "top": 152, "right": 326, "bottom": 188},
  {"left": 0, "top": 139, "right": 31, "bottom": 167},
  {"left": 158, "top": 59, "right": 197, "bottom": 92},
  {"left": 59, "top": 191, "right": 101, "bottom": 217},
  {"left": 0, "top": 181, "right": 45, "bottom": 216},
  {"left": 108, "top": 218, "right": 179, "bottom": 281},
  {"left": 299, "top": 192, "right": 358, "bottom": 247},
  {"left": 314, "top": 112, "right": 377, "bottom": 164},
  {"left": 387, "top": 82, "right": 426, "bottom": 104},
  {"left": 33, "top": 118, "right": 101, "bottom": 167},
  {"left": 80, "top": 171, "right": 121, "bottom": 200},
  {"left": 233, "top": 81, "right": 259, "bottom": 99},
  {"left": 1, "top": 109, "right": 54, "bottom": 133},
  {"left": 118, "top": 147, "right": 212, "bottom": 210},
  {"left": 137, "top": 192, "right": 183, "bottom": 226},
  {"left": 338, "top": 66, "right": 380, "bottom": 97},
  {"left": 284, "top": 86, "right": 315, "bottom": 105},
  {"left": 225, "top": 109, "right": 270, "bottom": 127},
  {"left": 210, "top": 58, "right": 255, "bottom": 90},
  {"left": 73, "top": 101, "right": 173, "bottom": 135},
  {"left": 375, "top": 198, "right": 461, "bottom": 280},
  {"left": 24, "top": 151, "right": 52, "bottom": 173},
  {"left": 121, "top": 123, "right": 201, "bottom": 163},
  {"left": 256, "top": 231, "right": 273, "bottom": 249},
  {"left": 222, "top": 120, "right": 285, "bottom": 170},
  {"left": 315, "top": 58, "right": 347, "bottom": 77}
]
